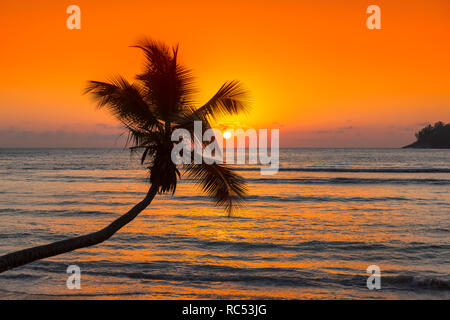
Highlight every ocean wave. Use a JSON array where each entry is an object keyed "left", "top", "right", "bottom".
[
  {"left": 9, "top": 165, "right": 450, "bottom": 173},
  {"left": 382, "top": 275, "right": 450, "bottom": 290},
  {"left": 159, "top": 194, "right": 412, "bottom": 204},
  {"left": 0, "top": 208, "right": 116, "bottom": 216},
  {"left": 0, "top": 273, "right": 41, "bottom": 280},
  {"left": 36, "top": 175, "right": 147, "bottom": 183},
  {"left": 0, "top": 232, "right": 33, "bottom": 239},
  {"left": 232, "top": 167, "right": 450, "bottom": 173},
  {"left": 156, "top": 238, "right": 393, "bottom": 252},
  {"left": 246, "top": 195, "right": 410, "bottom": 202},
  {"left": 13, "top": 260, "right": 450, "bottom": 292},
  {"left": 5, "top": 166, "right": 450, "bottom": 174},
  {"left": 247, "top": 177, "right": 450, "bottom": 185}
]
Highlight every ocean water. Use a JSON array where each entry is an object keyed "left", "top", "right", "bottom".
[{"left": 0, "top": 148, "right": 449, "bottom": 299}]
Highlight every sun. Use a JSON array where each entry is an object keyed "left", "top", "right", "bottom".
[{"left": 223, "top": 131, "right": 232, "bottom": 139}]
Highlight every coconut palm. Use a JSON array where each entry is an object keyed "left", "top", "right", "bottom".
[{"left": 0, "top": 38, "right": 248, "bottom": 274}]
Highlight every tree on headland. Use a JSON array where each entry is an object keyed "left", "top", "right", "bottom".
[
  {"left": 404, "top": 121, "right": 450, "bottom": 148},
  {"left": 0, "top": 38, "right": 248, "bottom": 273}
]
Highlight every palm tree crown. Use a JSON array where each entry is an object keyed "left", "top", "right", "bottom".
[{"left": 85, "top": 38, "right": 248, "bottom": 214}]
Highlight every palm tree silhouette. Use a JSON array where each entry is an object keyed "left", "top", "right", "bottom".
[{"left": 0, "top": 38, "right": 248, "bottom": 273}]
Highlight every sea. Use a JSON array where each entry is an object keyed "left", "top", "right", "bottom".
[{"left": 0, "top": 148, "right": 449, "bottom": 299}]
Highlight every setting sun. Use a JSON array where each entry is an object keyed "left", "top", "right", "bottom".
[{"left": 223, "top": 131, "right": 232, "bottom": 139}]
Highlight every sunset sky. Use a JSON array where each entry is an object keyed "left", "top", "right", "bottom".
[{"left": 0, "top": 0, "right": 449, "bottom": 147}]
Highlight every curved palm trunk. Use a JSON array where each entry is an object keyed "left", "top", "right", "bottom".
[{"left": 0, "top": 184, "right": 159, "bottom": 274}]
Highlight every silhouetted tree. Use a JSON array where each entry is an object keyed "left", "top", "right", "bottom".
[
  {"left": 0, "top": 38, "right": 248, "bottom": 273},
  {"left": 411, "top": 121, "right": 450, "bottom": 148}
]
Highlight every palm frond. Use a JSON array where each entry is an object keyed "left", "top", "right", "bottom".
[
  {"left": 132, "top": 38, "right": 172, "bottom": 74},
  {"left": 184, "top": 163, "right": 247, "bottom": 216},
  {"left": 123, "top": 124, "right": 160, "bottom": 148},
  {"left": 172, "top": 106, "right": 213, "bottom": 147},
  {"left": 85, "top": 77, "right": 160, "bottom": 130},
  {"left": 133, "top": 39, "right": 197, "bottom": 120},
  {"left": 193, "top": 80, "right": 249, "bottom": 121}
]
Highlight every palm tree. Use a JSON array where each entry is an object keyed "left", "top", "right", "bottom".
[{"left": 0, "top": 38, "right": 248, "bottom": 274}]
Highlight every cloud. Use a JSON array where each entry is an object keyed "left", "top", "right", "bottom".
[
  {"left": 95, "top": 123, "right": 123, "bottom": 130},
  {"left": 0, "top": 128, "right": 126, "bottom": 148},
  {"left": 281, "top": 125, "right": 414, "bottom": 148},
  {"left": 314, "top": 126, "right": 356, "bottom": 135}
]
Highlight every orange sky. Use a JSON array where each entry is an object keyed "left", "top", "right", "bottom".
[{"left": 0, "top": 0, "right": 449, "bottom": 147}]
